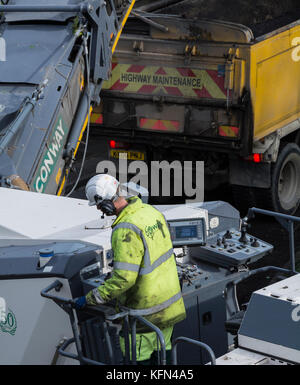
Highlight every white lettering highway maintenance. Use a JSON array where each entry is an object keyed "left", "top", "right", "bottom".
[{"left": 120, "top": 72, "right": 203, "bottom": 88}]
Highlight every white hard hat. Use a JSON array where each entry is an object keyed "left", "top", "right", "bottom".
[{"left": 85, "top": 174, "right": 120, "bottom": 206}]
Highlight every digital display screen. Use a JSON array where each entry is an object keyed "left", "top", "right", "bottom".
[{"left": 175, "top": 225, "right": 197, "bottom": 239}]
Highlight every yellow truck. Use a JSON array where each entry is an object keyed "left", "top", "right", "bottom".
[{"left": 91, "top": 1, "right": 300, "bottom": 214}]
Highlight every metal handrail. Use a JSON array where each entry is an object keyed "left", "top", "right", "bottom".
[
  {"left": 41, "top": 281, "right": 167, "bottom": 365},
  {"left": 231, "top": 265, "right": 296, "bottom": 287},
  {"left": 41, "top": 280, "right": 108, "bottom": 365},
  {"left": 222, "top": 208, "right": 300, "bottom": 337},
  {"left": 172, "top": 337, "right": 216, "bottom": 365},
  {"left": 41, "top": 280, "right": 73, "bottom": 304},
  {"left": 58, "top": 337, "right": 106, "bottom": 365},
  {"left": 247, "top": 207, "right": 300, "bottom": 273},
  {"left": 129, "top": 315, "right": 167, "bottom": 365}
]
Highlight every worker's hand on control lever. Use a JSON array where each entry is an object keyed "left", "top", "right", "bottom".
[
  {"left": 74, "top": 288, "right": 106, "bottom": 309},
  {"left": 74, "top": 296, "right": 87, "bottom": 310},
  {"left": 86, "top": 288, "right": 106, "bottom": 305}
]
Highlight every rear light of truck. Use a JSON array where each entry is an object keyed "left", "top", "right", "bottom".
[
  {"left": 253, "top": 153, "right": 263, "bottom": 163},
  {"left": 109, "top": 140, "right": 129, "bottom": 149},
  {"left": 245, "top": 153, "right": 263, "bottom": 163}
]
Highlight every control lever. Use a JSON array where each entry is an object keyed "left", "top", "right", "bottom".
[{"left": 239, "top": 218, "right": 249, "bottom": 244}]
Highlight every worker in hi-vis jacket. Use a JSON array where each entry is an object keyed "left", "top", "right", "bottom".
[{"left": 75, "top": 174, "right": 186, "bottom": 364}]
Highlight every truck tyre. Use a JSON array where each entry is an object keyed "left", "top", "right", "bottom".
[
  {"left": 267, "top": 143, "right": 300, "bottom": 214},
  {"left": 232, "top": 143, "right": 300, "bottom": 215},
  {"left": 231, "top": 143, "right": 300, "bottom": 215}
]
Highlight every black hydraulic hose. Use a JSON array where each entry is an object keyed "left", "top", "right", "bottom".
[
  {"left": 0, "top": 79, "right": 48, "bottom": 156},
  {"left": 66, "top": 34, "right": 91, "bottom": 197},
  {"left": 137, "top": 0, "right": 184, "bottom": 12},
  {"left": 65, "top": 90, "right": 90, "bottom": 158},
  {"left": 0, "top": 98, "right": 36, "bottom": 156},
  {"left": 131, "top": 11, "right": 169, "bottom": 32}
]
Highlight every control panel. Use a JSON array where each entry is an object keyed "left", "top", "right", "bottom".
[
  {"left": 195, "top": 229, "right": 273, "bottom": 267},
  {"left": 168, "top": 218, "right": 206, "bottom": 246},
  {"left": 79, "top": 248, "right": 113, "bottom": 292},
  {"left": 176, "top": 262, "right": 212, "bottom": 292}
]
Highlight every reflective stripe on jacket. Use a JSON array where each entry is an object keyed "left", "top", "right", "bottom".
[{"left": 97, "top": 196, "right": 186, "bottom": 330}]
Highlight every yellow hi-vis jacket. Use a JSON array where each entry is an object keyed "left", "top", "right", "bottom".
[{"left": 89, "top": 196, "right": 186, "bottom": 330}]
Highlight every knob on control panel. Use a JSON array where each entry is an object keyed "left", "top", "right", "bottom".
[{"left": 251, "top": 238, "right": 260, "bottom": 247}]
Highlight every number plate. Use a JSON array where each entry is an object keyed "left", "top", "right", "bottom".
[{"left": 110, "top": 149, "right": 145, "bottom": 161}]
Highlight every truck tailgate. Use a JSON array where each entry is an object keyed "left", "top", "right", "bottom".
[
  {"left": 100, "top": 38, "right": 247, "bottom": 145},
  {"left": 102, "top": 56, "right": 243, "bottom": 137}
]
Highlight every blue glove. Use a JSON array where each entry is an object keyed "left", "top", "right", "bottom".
[{"left": 74, "top": 296, "right": 87, "bottom": 310}]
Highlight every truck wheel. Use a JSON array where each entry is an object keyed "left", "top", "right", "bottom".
[
  {"left": 268, "top": 143, "right": 300, "bottom": 214},
  {"left": 231, "top": 143, "right": 300, "bottom": 215}
]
